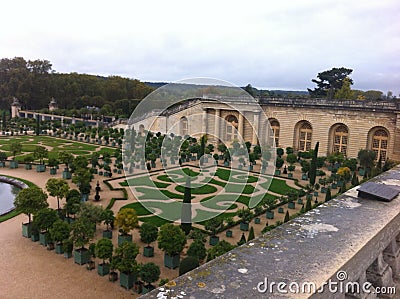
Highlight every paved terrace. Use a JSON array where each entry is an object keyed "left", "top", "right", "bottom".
[{"left": 142, "top": 166, "right": 400, "bottom": 299}]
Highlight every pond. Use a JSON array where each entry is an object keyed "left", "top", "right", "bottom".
[{"left": 0, "top": 182, "right": 21, "bottom": 215}]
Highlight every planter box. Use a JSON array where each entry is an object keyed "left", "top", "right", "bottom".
[
  {"left": 55, "top": 243, "right": 64, "bottom": 254},
  {"left": 50, "top": 168, "right": 57, "bottom": 175},
  {"left": 143, "top": 246, "right": 154, "bottom": 257},
  {"left": 118, "top": 234, "right": 132, "bottom": 246},
  {"left": 36, "top": 164, "right": 46, "bottom": 172},
  {"left": 164, "top": 253, "right": 180, "bottom": 269},
  {"left": 288, "top": 202, "right": 295, "bottom": 209},
  {"left": 306, "top": 194, "right": 313, "bottom": 200},
  {"left": 313, "top": 191, "right": 319, "bottom": 197},
  {"left": 331, "top": 183, "right": 338, "bottom": 189},
  {"left": 274, "top": 169, "right": 281, "bottom": 176},
  {"left": 288, "top": 173, "right": 293, "bottom": 178},
  {"left": 301, "top": 173, "right": 308, "bottom": 180},
  {"left": 278, "top": 207, "right": 284, "bottom": 214},
  {"left": 321, "top": 187, "right": 327, "bottom": 193},
  {"left": 240, "top": 222, "right": 249, "bottom": 231},
  {"left": 39, "top": 232, "right": 49, "bottom": 246},
  {"left": 266, "top": 211, "right": 274, "bottom": 219},
  {"left": 254, "top": 217, "right": 261, "bottom": 224},
  {"left": 226, "top": 230, "right": 233, "bottom": 237},
  {"left": 297, "top": 199, "right": 303, "bottom": 205},
  {"left": 98, "top": 263, "right": 110, "bottom": 276},
  {"left": 9, "top": 160, "right": 18, "bottom": 169},
  {"left": 102, "top": 230, "right": 113, "bottom": 239},
  {"left": 337, "top": 181, "right": 344, "bottom": 187},
  {"left": 62, "top": 170, "right": 72, "bottom": 179},
  {"left": 22, "top": 223, "right": 32, "bottom": 238},
  {"left": 358, "top": 168, "right": 365, "bottom": 176},
  {"left": 209, "top": 235, "right": 219, "bottom": 246},
  {"left": 74, "top": 248, "right": 90, "bottom": 265},
  {"left": 0, "top": 161, "right": 5, "bottom": 167},
  {"left": 31, "top": 232, "right": 39, "bottom": 242},
  {"left": 25, "top": 164, "right": 32, "bottom": 170},
  {"left": 120, "top": 272, "right": 136, "bottom": 290},
  {"left": 64, "top": 251, "right": 72, "bottom": 259}
]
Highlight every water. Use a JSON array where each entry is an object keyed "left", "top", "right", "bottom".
[{"left": 0, "top": 182, "right": 20, "bottom": 215}]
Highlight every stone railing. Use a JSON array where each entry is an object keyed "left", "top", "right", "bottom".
[{"left": 141, "top": 167, "right": 400, "bottom": 298}]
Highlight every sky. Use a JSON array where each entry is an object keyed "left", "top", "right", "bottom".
[{"left": 1, "top": 0, "right": 399, "bottom": 95}]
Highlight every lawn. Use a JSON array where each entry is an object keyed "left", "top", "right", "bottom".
[
  {"left": 175, "top": 184, "right": 217, "bottom": 194},
  {"left": 120, "top": 202, "right": 153, "bottom": 216},
  {"left": 262, "top": 178, "right": 297, "bottom": 194}
]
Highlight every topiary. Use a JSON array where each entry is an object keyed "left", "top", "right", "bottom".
[
  {"left": 187, "top": 239, "right": 207, "bottom": 261},
  {"left": 179, "top": 256, "right": 199, "bottom": 276}
]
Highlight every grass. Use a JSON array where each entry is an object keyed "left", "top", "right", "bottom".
[
  {"left": 135, "top": 187, "right": 190, "bottom": 200},
  {"left": 120, "top": 178, "right": 170, "bottom": 188},
  {"left": 224, "top": 183, "right": 257, "bottom": 194},
  {"left": 139, "top": 215, "right": 172, "bottom": 227},
  {"left": 215, "top": 168, "right": 258, "bottom": 183},
  {"left": 200, "top": 195, "right": 239, "bottom": 210},
  {"left": 263, "top": 178, "right": 298, "bottom": 194},
  {"left": 120, "top": 202, "right": 154, "bottom": 216},
  {"left": 175, "top": 184, "right": 217, "bottom": 194},
  {"left": 196, "top": 211, "right": 237, "bottom": 226}
]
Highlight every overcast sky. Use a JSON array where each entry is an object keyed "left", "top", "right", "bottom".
[{"left": 1, "top": 0, "right": 399, "bottom": 94}]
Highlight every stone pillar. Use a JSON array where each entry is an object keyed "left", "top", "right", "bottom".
[
  {"left": 252, "top": 112, "right": 260, "bottom": 146},
  {"left": 214, "top": 109, "right": 220, "bottom": 143},
  {"left": 238, "top": 113, "right": 244, "bottom": 141},
  {"left": 366, "top": 252, "right": 395, "bottom": 297},
  {"left": 202, "top": 109, "right": 207, "bottom": 135},
  {"left": 383, "top": 238, "right": 400, "bottom": 279}
]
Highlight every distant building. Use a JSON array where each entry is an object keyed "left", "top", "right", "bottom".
[{"left": 48, "top": 97, "right": 58, "bottom": 111}]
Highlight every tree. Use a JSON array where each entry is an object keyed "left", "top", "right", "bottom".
[
  {"left": 358, "top": 149, "right": 376, "bottom": 174},
  {"left": 49, "top": 219, "right": 70, "bottom": 245},
  {"left": 139, "top": 222, "right": 158, "bottom": 246},
  {"left": 58, "top": 151, "right": 74, "bottom": 169},
  {"left": 65, "top": 189, "right": 81, "bottom": 219},
  {"left": 309, "top": 142, "right": 319, "bottom": 185},
  {"left": 157, "top": 223, "right": 187, "bottom": 256},
  {"left": 237, "top": 208, "right": 253, "bottom": 225},
  {"left": 207, "top": 240, "right": 235, "bottom": 261},
  {"left": 10, "top": 141, "right": 22, "bottom": 160},
  {"left": 179, "top": 257, "right": 199, "bottom": 276},
  {"left": 0, "top": 151, "right": 7, "bottom": 162},
  {"left": 305, "top": 197, "right": 312, "bottom": 212},
  {"left": 140, "top": 262, "right": 161, "bottom": 288},
  {"left": 351, "top": 172, "right": 359, "bottom": 186},
  {"left": 35, "top": 208, "right": 59, "bottom": 233},
  {"left": 248, "top": 226, "right": 255, "bottom": 241},
  {"left": 95, "top": 238, "right": 113, "bottom": 265},
  {"left": 180, "top": 177, "right": 192, "bottom": 235},
  {"left": 187, "top": 239, "right": 207, "bottom": 261},
  {"left": 78, "top": 202, "right": 104, "bottom": 225},
  {"left": 204, "top": 217, "right": 223, "bottom": 237},
  {"left": 70, "top": 217, "right": 95, "bottom": 249},
  {"left": 237, "top": 233, "right": 247, "bottom": 246},
  {"left": 283, "top": 210, "right": 290, "bottom": 223},
  {"left": 112, "top": 241, "right": 140, "bottom": 274},
  {"left": 33, "top": 146, "right": 48, "bottom": 164},
  {"left": 325, "top": 188, "right": 332, "bottom": 202},
  {"left": 14, "top": 186, "right": 49, "bottom": 223},
  {"left": 46, "top": 178, "right": 70, "bottom": 211},
  {"left": 115, "top": 208, "right": 139, "bottom": 236},
  {"left": 308, "top": 67, "right": 353, "bottom": 99},
  {"left": 334, "top": 77, "right": 354, "bottom": 99},
  {"left": 286, "top": 153, "right": 297, "bottom": 165},
  {"left": 101, "top": 209, "right": 115, "bottom": 231}
]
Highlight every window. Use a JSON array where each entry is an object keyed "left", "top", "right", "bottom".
[
  {"left": 299, "top": 122, "right": 312, "bottom": 152},
  {"left": 226, "top": 115, "right": 238, "bottom": 142},
  {"left": 180, "top": 117, "right": 188, "bottom": 136},
  {"left": 333, "top": 125, "right": 348, "bottom": 156},
  {"left": 270, "top": 120, "right": 280, "bottom": 147},
  {"left": 372, "top": 129, "right": 388, "bottom": 161}
]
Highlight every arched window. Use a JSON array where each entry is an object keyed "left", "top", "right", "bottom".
[
  {"left": 180, "top": 117, "right": 188, "bottom": 136},
  {"left": 333, "top": 125, "right": 349, "bottom": 156},
  {"left": 299, "top": 122, "right": 312, "bottom": 152},
  {"left": 269, "top": 119, "right": 280, "bottom": 147},
  {"left": 225, "top": 115, "right": 238, "bottom": 142},
  {"left": 372, "top": 129, "right": 388, "bottom": 161}
]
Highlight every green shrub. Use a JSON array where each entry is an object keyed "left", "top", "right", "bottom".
[{"left": 179, "top": 256, "right": 199, "bottom": 276}]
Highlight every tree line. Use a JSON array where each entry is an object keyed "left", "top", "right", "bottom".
[{"left": 0, "top": 57, "right": 154, "bottom": 117}]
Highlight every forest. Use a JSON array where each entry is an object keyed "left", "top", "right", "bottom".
[{"left": 0, "top": 57, "right": 154, "bottom": 117}]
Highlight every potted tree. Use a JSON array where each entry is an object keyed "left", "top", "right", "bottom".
[
  {"left": 46, "top": 178, "right": 70, "bottom": 213},
  {"left": 70, "top": 217, "right": 96, "bottom": 265},
  {"left": 58, "top": 151, "right": 73, "bottom": 179},
  {"left": 187, "top": 238, "right": 207, "bottom": 262},
  {"left": 34, "top": 145, "right": 48, "bottom": 172},
  {"left": 96, "top": 238, "right": 113, "bottom": 276},
  {"left": 157, "top": 223, "right": 187, "bottom": 269},
  {"left": 263, "top": 197, "right": 276, "bottom": 219},
  {"left": 9, "top": 141, "right": 22, "bottom": 169},
  {"left": 63, "top": 238, "right": 74, "bottom": 258},
  {"left": 140, "top": 262, "right": 160, "bottom": 294},
  {"left": 115, "top": 208, "right": 139, "bottom": 245},
  {"left": 23, "top": 155, "right": 34, "bottom": 170},
  {"left": 101, "top": 209, "right": 115, "bottom": 239},
  {"left": 48, "top": 157, "right": 59, "bottom": 175},
  {"left": 275, "top": 157, "right": 284, "bottom": 175},
  {"left": 237, "top": 208, "right": 253, "bottom": 231},
  {"left": 49, "top": 219, "right": 71, "bottom": 254},
  {"left": 0, "top": 151, "right": 7, "bottom": 167},
  {"left": 35, "top": 208, "right": 59, "bottom": 248},
  {"left": 205, "top": 217, "right": 223, "bottom": 246},
  {"left": 139, "top": 222, "right": 158, "bottom": 257},
  {"left": 113, "top": 241, "right": 140, "bottom": 290},
  {"left": 14, "top": 186, "right": 49, "bottom": 238}
]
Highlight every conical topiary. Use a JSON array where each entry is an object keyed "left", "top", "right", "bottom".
[
  {"left": 283, "top": 210, "right": 290, "bottom": 223},
  {"left": 237, "top": 233, "right": 246, "bottom": 246},
  {"left": 325, "top": 188, "right": 332, "bottom": 202},
  {"left": 248, "top": 226, "right": 255, "bottom": 241}
]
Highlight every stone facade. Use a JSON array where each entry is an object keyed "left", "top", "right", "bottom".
[{"left": 136, "top": 97, "right": 400, "bottom": 161}]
